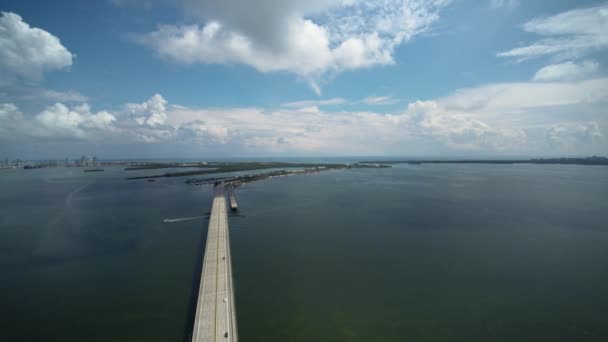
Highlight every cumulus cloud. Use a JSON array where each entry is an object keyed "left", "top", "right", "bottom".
[
  {"left": 140, "top": 0, "right": 450, "bottom": 93},
  {"left": 533, "top": 60, "right": 600, "bottom": 82},
  {"left": 498, "top": 3, "right": 608, "bottom": 61},
  {"left": 0, "top": 12, "right": 73, "bottom": 85},
  {"left": 0, "top": 94, "right": 226, "bottom": 145},
  {"left": 34, "top": 103, "right": 116, "bottom": 139},
  {"left": 177, "top": 120, "right": 231, "bottom": 144},
  {"left": 387, "top": 100, "right": 527, "bottom": 151},
  {"left": 0, "top": 103, "right": 24, "bottom": 137},
  {"left": 125, "top": 93, "right": 169, "bottom": 126}
]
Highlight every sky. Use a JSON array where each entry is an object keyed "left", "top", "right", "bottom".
[{"left": 0, "top": 0, "right": 607, "bottom": 159}]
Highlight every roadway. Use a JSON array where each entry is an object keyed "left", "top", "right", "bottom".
[{"left": 191, "top": 188, "right": 238, "bottom": 342}]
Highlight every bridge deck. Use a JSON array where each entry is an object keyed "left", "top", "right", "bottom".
[{"left": 192, "top": 191, "right": 238, "bottom": 342}]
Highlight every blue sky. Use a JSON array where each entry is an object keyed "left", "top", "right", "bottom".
[{"left": 0, "top": 0, "right": 607, "bottom": 158}]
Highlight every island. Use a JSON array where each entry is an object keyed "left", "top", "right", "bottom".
[
  {"left": 359, "top": 156, "right": 608, "bottom": 166},
  {"left": 125, "top": 161, "right": 390, "bottom": 182}
]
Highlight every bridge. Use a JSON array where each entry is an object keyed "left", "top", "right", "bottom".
[{"left": 191, "top": 188, "right": 238, "bottom": 342}]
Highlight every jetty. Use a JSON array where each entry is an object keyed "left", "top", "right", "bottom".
[{"left": 191, "top": 187, "right": 238, "bottom": 342}]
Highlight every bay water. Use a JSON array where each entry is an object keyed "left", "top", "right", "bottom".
[{"left": 1, "top": 164, "right": 607, "bottom": 341}]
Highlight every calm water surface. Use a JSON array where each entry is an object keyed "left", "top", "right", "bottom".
[{"left": 1, "top": 164, "right": 607, "bottom": 341}]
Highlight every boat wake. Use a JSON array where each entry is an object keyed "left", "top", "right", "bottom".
[{"left": 163, "top": 216, "right": 205, "bottom": 223}]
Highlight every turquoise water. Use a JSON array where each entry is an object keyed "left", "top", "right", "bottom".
[{"left": 1, "top": 164, "right": 607, "bottom": 341}]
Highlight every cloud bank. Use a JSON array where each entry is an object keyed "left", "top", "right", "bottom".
[{"left": 2, "top": 74, "right": 606, "bottom": 156}]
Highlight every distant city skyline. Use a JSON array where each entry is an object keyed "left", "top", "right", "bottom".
[{"left": 0, "top": 0, "right": 607, "bottom": 158}]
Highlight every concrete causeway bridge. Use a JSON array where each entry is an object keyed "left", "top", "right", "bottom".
[{"left": 191, "top": 187, "right": 238, "bottom": 342}]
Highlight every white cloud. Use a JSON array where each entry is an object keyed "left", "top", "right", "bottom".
[
  {"left": 0, "top": 103, "right": 23, "bottom": 137},
  {"left": 125, "top": 93, "right": 168, "bottom": 126},
  {"left": 489, "top": 0, "right": 519, "bottom": 10},
  {"left": 283, "top": 97, "right": 345, "bottom": 108},
  {"left": 0, "top": 103, "right": 20, "bottom": 119},
  {"left": 40, "top": 89, "right": 89, "bottom": 102},
  {"left": 168, "top": 105, "right": 395, "bottom": 153},
  {"left": 533, "top": 60, "right": 600, "bottom": 82},
  {"left": 177, "top": 120, "right": 231, "bottom": 144},
  {"left": 363, "top": 95, "right": 397, "bottom": 105},
  {"left": 441, "top": 78, "right": 608, "bottom": 113},
  {"left": 163, "top": 74, "right": 607, "bottom": 154},
  {"left": 544, "top": 122, "right": 603, "bottom": 149},
  {"left": 2, "top": 78, "right": 606, "bottom": 155},
  {"left": 498, "top": 3, "right": 608, "bottom": 61},
  {"left": 140, "top": 0, "right": 450, "bottom": 92},
  {"left": 395, "top": 100, "right": 528, "bottom": 150},
  {"left": 34, "top": 103, "right": 116, "bottom": 139},
  {"left": 0, "top": 12, "right": 73, "bottom": 85},
  {"left": 0, "top": 86, "right": 89, "bottom": 105}
]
